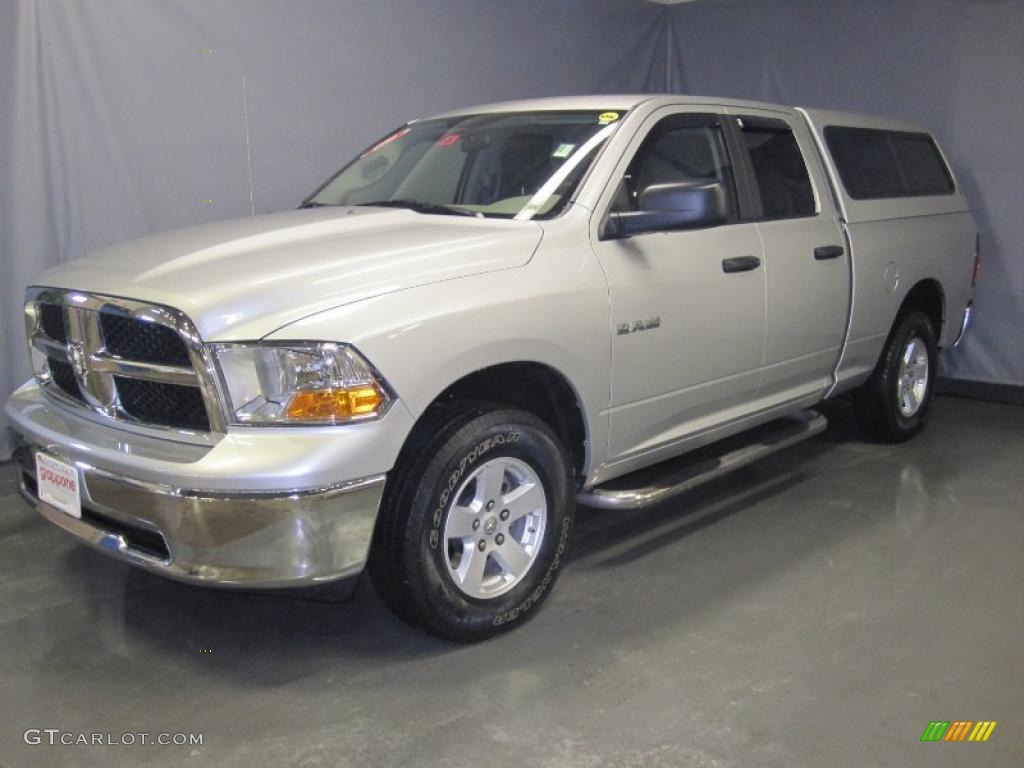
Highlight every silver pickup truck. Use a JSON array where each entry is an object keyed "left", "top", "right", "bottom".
[{"left": 7, "top": 95, "right": 977, "bottom": 641}]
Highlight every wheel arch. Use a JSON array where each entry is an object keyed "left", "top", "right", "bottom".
[
  {"left": 897, "top": 278, "right": 945, "bottom": 344},
  {"left": 401, "top": 361, "right": 590, "bottom": 485}
]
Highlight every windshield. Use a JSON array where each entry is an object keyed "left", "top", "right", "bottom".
[{"left": 303, "top": 110, "right": 625, "bottom": 220}]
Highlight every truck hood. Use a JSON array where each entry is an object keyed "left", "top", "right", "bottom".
[{"left": 34, "top": 207, "right": 543, "bottom": 340}]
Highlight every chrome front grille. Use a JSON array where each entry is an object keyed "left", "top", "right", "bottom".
[{"left": 25, "top": 288, "right": 225, "bottom": 434}]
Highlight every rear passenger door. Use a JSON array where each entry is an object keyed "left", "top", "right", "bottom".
[{"left": 727, "top": 110, "right": 850, "bottom": 405}]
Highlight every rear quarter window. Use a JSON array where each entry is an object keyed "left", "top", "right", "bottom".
[{"left": 824, "top": 127, "right": 954, "bottom": 200}]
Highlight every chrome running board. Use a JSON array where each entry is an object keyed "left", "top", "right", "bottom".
[{"left": 577, "top": 409, "right": 827, "bottom": 510}]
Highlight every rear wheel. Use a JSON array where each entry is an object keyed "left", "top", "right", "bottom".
[
  {"left": 369, "top": 403, "right": 574, "bottom": 641},
  {"left": 853, "top": 310, "right": 938, "bottom": 442}
]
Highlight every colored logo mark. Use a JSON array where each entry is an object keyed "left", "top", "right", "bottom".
[{"left": 920, "top": 721, "right": 997, "bottom": 742}]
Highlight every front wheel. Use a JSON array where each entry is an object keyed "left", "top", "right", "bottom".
[
  {"left": 853, "top": 310, "right": 938, "bottom": 442},
  {"left": 369, "top": 403, "right": 575, "bottom": 641}
]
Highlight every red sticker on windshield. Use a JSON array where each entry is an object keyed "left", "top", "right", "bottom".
[
  {"left": 361, "top": 128, "right": 410, "bottom": 157},
  {"left": 436, "top": 133, "right": 461, "bottom": 148}
]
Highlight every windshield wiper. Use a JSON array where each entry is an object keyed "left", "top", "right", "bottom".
[
  {"left": 297, "top": 201, "right": 335, "bottom": 209},
  {"left": 359, "top": 199, "right": 481, "bottom": 218}
]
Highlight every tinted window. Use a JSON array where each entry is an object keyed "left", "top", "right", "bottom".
[
  {"left": 889, "top": 134, "right": 955, "bottom": 195},
  {"left": 825, "top": 127, "right": 954, "bottom": 199},
  {"left": 612, "top": 114, "right": 736, "bottom": 217},
  {"left": 739, "top": 119, "right": 815, "bottom": 219}
]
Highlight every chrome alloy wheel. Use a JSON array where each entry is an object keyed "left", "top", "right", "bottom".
[
  {"left": 442, "top": 457, "right": 548, "bottom": 600},
  {"left": 897, "top": 336, "right": 930, "bottom": 417}
]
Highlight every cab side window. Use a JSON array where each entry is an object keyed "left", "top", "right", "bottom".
[
  {"left": 612, "top": 114, "right": 737, "bottom": 218},
  {"left": 737, "top": 118, "right": 816, "bottom": 219}
]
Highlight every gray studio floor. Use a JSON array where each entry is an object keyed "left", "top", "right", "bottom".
[{"left": 1, "top": 395, "right": 1021, "bottom": 768}]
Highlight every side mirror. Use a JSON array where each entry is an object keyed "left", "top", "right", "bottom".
[{"left": 606, "top": 180, "right": 729, "bottom": 238}]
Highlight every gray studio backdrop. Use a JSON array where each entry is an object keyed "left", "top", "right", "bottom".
[{"left": 2, "top": 0, "right": 1021, "bottom": 460}]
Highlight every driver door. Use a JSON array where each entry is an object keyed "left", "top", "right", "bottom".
[{"left": 590, "top": 108, "right": 767, "bottom": 467}]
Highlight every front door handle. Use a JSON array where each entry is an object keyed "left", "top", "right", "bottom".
[
  {"left": 814, "top": 245, "right": 844, "bottom": 260},
  {"left": 722, "top": 255, "right": 762, "bottom": 273}
]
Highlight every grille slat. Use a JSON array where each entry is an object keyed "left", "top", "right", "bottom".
[
  {"left": 115, "top": 377, "right": 210, "bottom": 432},
  {"left": 100, "top": 312, "right": 191, "bottom": 366}
]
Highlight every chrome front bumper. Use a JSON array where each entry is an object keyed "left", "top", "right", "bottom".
[
  {"left": 13, "top": 438, "right": 384, "bottom": 587},
  {"left": 6, "top": 382, "right": 399, "bottom": 589}
]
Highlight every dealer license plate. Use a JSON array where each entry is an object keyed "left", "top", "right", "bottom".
[{"left": 35, "top": 452, "right": 82, "bottom": 519}]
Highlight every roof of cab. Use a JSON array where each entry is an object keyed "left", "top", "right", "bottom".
[
  {"left": 426, "top": 95, "right": 934, "bottom": 137},
  {"left": 428, "top": 94, "right": 801, "bottom": 119}
]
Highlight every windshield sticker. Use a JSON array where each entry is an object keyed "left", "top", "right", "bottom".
[
  {"left": 436, "top": 133, "right": 461, "bottom": 148},
  {"left": 361, "top": 127, "right": 410, "bottom": 157},
  {"left": 552, "top": 142, "right": 575, "bottom": 159},
  {"left": 598, "top": 111, "right": 620, "bottom": 125}
]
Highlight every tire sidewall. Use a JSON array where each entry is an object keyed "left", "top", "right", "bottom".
[{"left": 409, "top": 411, "right": 574, "bottom": 639}]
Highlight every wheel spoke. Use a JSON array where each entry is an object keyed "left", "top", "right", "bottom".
[
  {"left": 477, "top": 460, "right": 507, "bottom": 503},
  {"left": 445, "top": 504, "right": 478, "bottom": 539},
  {"left": 502, "top": 482, "right": 544, "bottom": 522},
  {"left": 493, "top": 539, "right": 531, "bottom": 577},
  {"left": 458, "top": 548, "right": 488, "bottom": 594},
  {"left": 903, "top": 342, "right": 916, "bottom": 365},
  {"left": 904, "top": 387, "right": 917, "bottom": 412}
]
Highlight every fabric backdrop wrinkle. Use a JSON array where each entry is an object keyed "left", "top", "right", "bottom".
[{"left": 2, "top": 0, "right": 1021, "bottom": 461}]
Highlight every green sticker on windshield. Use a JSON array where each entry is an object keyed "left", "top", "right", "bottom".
[
  {"left": 598, "top": 111, "right": 620, "bottom": 125},
  {"left": 552, "top": 142, "right": 575, "bottom": 159}
]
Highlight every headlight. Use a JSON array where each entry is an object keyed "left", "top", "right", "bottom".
[{"left": 211, "top": 342, "right": 392, "bottom": 425}]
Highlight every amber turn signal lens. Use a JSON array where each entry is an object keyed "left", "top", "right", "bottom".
[{"left": 285, "top": 386, "right": 383, "bottom": 421}]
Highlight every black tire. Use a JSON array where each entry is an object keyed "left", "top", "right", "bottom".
[
  {"left": 853, "top": 310, "right": 938, "bottom": 443},
  {"left": 369, "top": 402, "right": 575, "bottom": 642}
]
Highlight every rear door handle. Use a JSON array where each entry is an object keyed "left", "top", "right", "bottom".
[
  {"left": 814, "top": 245, "right": 844, "bottom": 260},
  {"left": 722, "top": 255, "right": 762, "bottom": 273}
]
